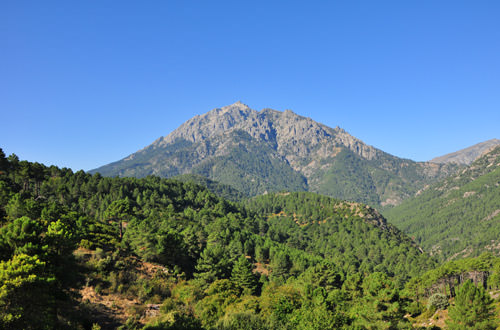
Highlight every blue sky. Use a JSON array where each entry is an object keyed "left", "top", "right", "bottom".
[{"left": 1, "top": 1, "right": 499, "bottom": 171}]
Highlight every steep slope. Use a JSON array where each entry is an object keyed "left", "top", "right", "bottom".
[
  {"left": 245, "top": 192, "right": 434, "bottom": 285},
  {"left": 385, "top": 145, "right": 500, "bottom": 261},
  {"left": 430, "top": 138, "right": 500, "bottom": 165},
  {"left": 91, "top": 102, "right": 458, "bottom": 207}
]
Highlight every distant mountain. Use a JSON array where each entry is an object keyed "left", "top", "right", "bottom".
[
  {"left": 385, "top": 145, "right": 500, "bottom": 261},
  {"left": 430, "top": 139, "right": 500, "bottom": 165},
  {"left": 91, "top": 102, "right": 459, "bottom": 207}
]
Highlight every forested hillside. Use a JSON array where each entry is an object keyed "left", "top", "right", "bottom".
[
  {"left": 385, "top": 146, "right": 500, "bottom": 261},
  {"left": 245, "top": 192, "right": 432, "bottom": 285},
  {"left": 171, "top": 173, "right": 247, "bottom": 202},
  {"left": 1, "top": 148, "right": 498, "bottom": 329}
]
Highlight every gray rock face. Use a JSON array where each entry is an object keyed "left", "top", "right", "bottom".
[
  {"left": 91, "top": 102, "right": 459, "bottom": 207},
  {"left": 430, "top": 139, "right": 500, "bottom": 165},
  {"left": 155, "top": 101, "right": 379, "bottom": 166}
]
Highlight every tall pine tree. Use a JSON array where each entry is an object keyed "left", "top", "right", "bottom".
[
  {"left": 447, "top": 280, "right": 497, "bottom": 330},
  {"left": 231, "top": 255, "right": 258, "bottom": 295}
]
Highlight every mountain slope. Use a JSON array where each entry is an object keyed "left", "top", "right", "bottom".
[
  {"left": 245, "top": 192, "right": 434, "bottom": 284},
  {"left": 430, "top": 138, "right": 500, "bottom": 165},
  {"left": 385, "top": 145, "right": 500, "bottom": 261},
  {"left": 91, "top": 102, "right": 458, "bottom": 207},
  {"left": 172, "top": 173, "right": 247, "bottom": 201}
]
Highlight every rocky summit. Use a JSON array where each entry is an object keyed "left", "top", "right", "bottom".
[
  {"left": 430, "top": 138, "right": 500, "bottom": 165},
  {"left": 91, "top": 102, "right": 459, "bottom": 207}
]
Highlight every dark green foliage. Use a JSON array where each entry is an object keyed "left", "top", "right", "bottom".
[
  {"left": 246, "top": 192, "right": 435, "bottom": 284},
  {"left": 0, "top": 149, "right": 8, "bottom": 173},
  {"left": 385, "top": 146, "right": 500, "bottom": 260},
  {"left": 0, "top": 216, "right": 44, "bottom": 259},
  {"left": 311, "top": 148, "right": 460, "bottom": 208},
  {"left": 104, "top": 198, "right": 130, "bottom": 241},
  {"left": 406, "top": 253, "right": 496, "bottom": 302},
  {"left": 231, "top": 255, "right": 258, "bottom": 294},
  {"left": 195, "top": 244, "right": 232, "bottom": 285},
  {"left": 447, "top": 280, "right": 497, "bottom": 330},
  {"left": 172, "top": 173, "right": 247, "bottom": 202},
  {"left": 0, "top": 148, "right": 470, "bottom": 329},
  {"left": 312, "top": 149, "right": 382, "bottom": 206},
  {"left": 296, "top": 262, "right": 343, "bottom": 294},
  {"left": 349, "top": 272, "right": 409, "bottom": 329}
]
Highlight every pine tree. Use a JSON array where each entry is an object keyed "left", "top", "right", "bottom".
[
  {"left": 195, "top": 244, "right": 231, "bottom": 286},
  {"left": 231, "top": 255, "right": 258, "bottom": 295},
  {"left": 270, "top": 251, "right": 290, "bottom": 283},
  {"left": 447, "top": 280, "right": 497, "bottom": 330},
  {"left": 103, "top": 198, "right": 130, "bottom": 241},
  {"left": 0, "top": 148, "right": 8, "bottom": 173},
  {"left": 0, "top": 254, "right": 56, "bottom": 329},
  {"left": 351, "top": 272, "right": 408, "bottom": 329}
]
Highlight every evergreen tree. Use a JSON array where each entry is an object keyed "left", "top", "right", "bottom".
[
  {"left": 270, "top": 251, "right": 291, "bottom": 283},
  {"left": 0, "top": 148, "right": 8, "bottom": 173},
  {"left": 350, "top": 272, "right": 408, "bottom": 329},
  {"left": 195, "top": 244, "right": 231, "bottom": 286},
  {"left": 103, "top": 198, "right": 130, "bottom": 241},
  {"left": 231, "top": 255, "right": 258, "bottom": 294},
  {"left": 447, "top": 280, "right": 497, "bottom": 330},
  {"left": 0, "top": 254, "right": 56, "bottom": 329}
]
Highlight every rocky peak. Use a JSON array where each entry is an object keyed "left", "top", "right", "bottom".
[
  {"left": 91, "top": 102, "right": 461, "bottom": 207},
  {"left": 217, "top": 101, "right": 251, "bottom": 114},
  {"left": 153, "top": 102, "right": 382, "bottom": 161},
  {"left": 430, "top": 138, "right": 500, "bottom": 165}
]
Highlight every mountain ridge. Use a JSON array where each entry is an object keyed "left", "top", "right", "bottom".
[
  {"left": 430, "top": 138, "right": 500, "bottom": 165},
  {"left": 91, "top": 102, "right": 459, "bottom": 207},
  {"left": 385, "top": 145, "right": 500, "bottom": 260}
]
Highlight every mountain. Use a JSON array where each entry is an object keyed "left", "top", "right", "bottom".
[
  {"left": 91, "top": 102, "right": 459, "bottom": 207},
  {"left": 430, "top": 138, "right": 500, "bottom": 165},
  {"left": 385, "top": 145, "right": 500, "bottom": 261}
]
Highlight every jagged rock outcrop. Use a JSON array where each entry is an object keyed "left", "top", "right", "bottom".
[{"left": 91, "top": 102, "right": 459, "bottom": 207}]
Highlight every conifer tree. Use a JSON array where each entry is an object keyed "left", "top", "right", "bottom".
[
  {"left": 195, "top": 244, "right": 231, "bottom": 286},
  {"left": 0, "top": 148, "right": 8, "bottom": 173},
  {"left": 231, "top": 255, "right": 258, "bottom": 294},
  {"left": 103, "top": 198, "right": 130, "bottom": 241},
  {"left": 0, "top": 254, "right": 56, "bottom": 329},
  {"left": 447, "top": 280, "right": 497, "bottom": 330}
]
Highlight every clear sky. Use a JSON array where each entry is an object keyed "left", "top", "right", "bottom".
[{"left": 1, "top": 1, "right": 499, "bottom": 171}]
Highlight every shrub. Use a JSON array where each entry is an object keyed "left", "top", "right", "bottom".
[{"left": 427, "top": 293, "right": 448, "bottom": 310}]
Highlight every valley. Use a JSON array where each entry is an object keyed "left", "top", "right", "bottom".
[{"left": 0, "top": 107, "right": 499, "bottom": 329}]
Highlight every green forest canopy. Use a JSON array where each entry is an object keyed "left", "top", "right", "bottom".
[{"left": 0, "top": 148, "right": 499, "bottom": 329}]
